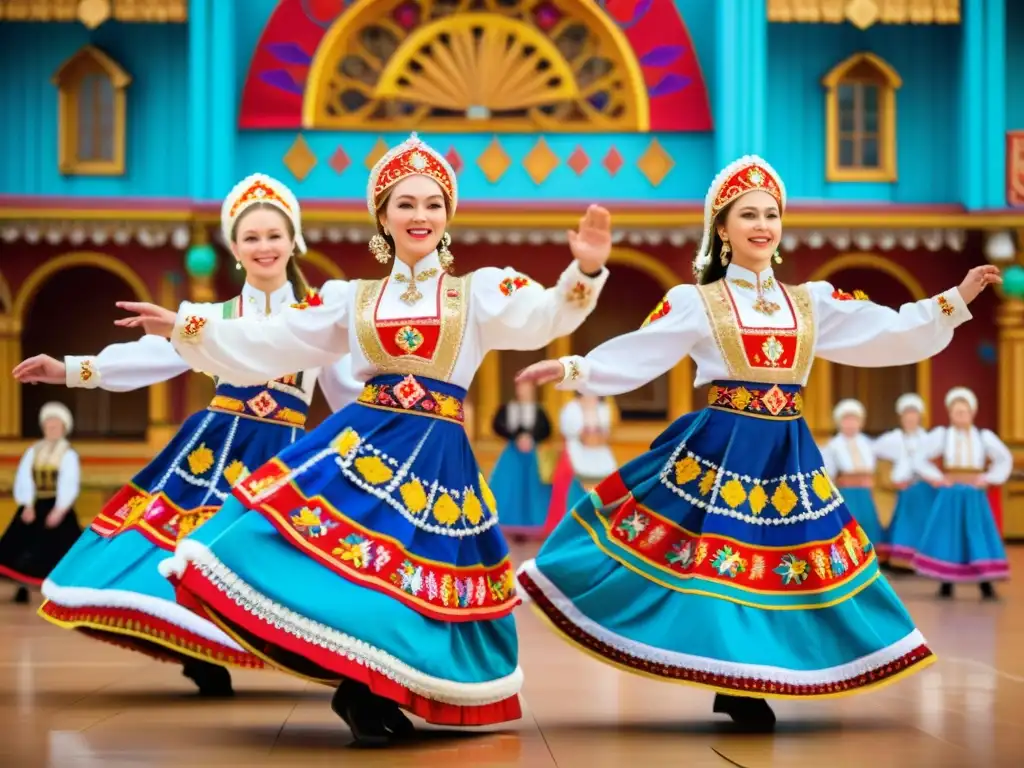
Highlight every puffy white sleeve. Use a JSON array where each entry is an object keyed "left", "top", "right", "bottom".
[
  {"left": 872, "top": 430, "right": 903, "bottom": 463},
  {"left": 912, "top": 427, "right": 946, "bottom": 483},
  {"left": 809, "top": 281, "right": 970, "bottom": 367},
  {"left": 472, "top": 262, "right": 609, "bottom": 352},
  {"left": 556, "top": 284, "right": 702, "bottom": 396},
  {"left": 559, "top": 401, "right": 584, "bottom": 439},
  {"left": 317, "top": 354, "right": 365, "bottom": 413},
  {"left": 65, "top": 335, "right": 191, "bottom": 391},
  {"left": 980, "top": 429, "right": 1013, "bottom": 486},
  {"left": 820, "top": 438, "right": 839, "bottom": 478},
  {"left": 55, "top": 449, "right": 81, "bottom": 511},
  {"left": 13, "top": 447, "right": 35, "bottom": 507},
  {"left": 171, "top": 280, "right": 351, "bottom": 387}
]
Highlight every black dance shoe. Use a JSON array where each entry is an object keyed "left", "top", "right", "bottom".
[
  {"left": 181, "top": 659, "right": 234, "bottom": 697},
  {"left": 713, "top": 693, "right": 777, "bottom": 732},
  {"left": 331, "top": 680, "right": 392, "bottom": 748}
]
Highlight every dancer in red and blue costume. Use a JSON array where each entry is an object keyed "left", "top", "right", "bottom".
[{"left": 515, "top": 155, "right": 1000, "bottom": 731}]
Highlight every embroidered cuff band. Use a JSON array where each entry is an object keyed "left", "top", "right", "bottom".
[{"left": 65, "top": 356, "right": 100, "bottom": 389}]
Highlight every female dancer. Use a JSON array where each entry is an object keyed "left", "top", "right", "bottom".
[
  {"left": 821, "top": 399, "right": 886, "bottom": 555},
  {"left": 491, "top": 379, "right": 553, "bottom": 540},
  {"left": 14, "top": 173, "right": 363, "bottom": 696},
  {"left": 542, "top": 394, "right": 618, "bottom": 536},
  {"left": 115, "top": 133, "right": 611, "bottom": 745},
  {"left": 514, "top": 155, "right": 999, "bottom": 730},
  {"left": 873, "top": 393, "right": 934, "bottom": 569},
  {"left": 0, "top": 402, "right": 81, "bottom": 603},
  {"left": 911, "top": 387, "right": 1011, "bottom": 598}
]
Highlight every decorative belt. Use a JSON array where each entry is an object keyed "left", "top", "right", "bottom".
[
  {"left": 209, "top": 391, "right": 307, "bottom": 427},
  {"left": 835, "top": 473, "right": 874, "bottom": 488},
  {"left": 943, "top": 468, "right": 983, "bottom": 480},
  {"left": 707, "top": 381, "right": 803, "bottom": 419},
  {"left": 357, "top": 374, "right": 465, "bottom": 424}
]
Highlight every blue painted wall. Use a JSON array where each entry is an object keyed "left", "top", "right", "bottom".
[
  {"left": 766, "top": 22, "right": 961, "bottom": 203},
  {"left": 0, "top": 22, "right": 189, "bottom": 198}
]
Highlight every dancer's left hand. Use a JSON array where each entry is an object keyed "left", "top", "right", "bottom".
[
  {"left": 45, "top": 508, "right": 66, "bottom": 529},
  {"left": 569, "top": 205, "right": 612, "bottom": 275},
  {"left": 957, "top": 265, "right": 1002, "bottom": 304},
  {"left": 114, "top": 302, "right": 177, "bottom": 338}
]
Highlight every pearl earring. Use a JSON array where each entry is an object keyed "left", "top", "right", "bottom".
[{"left": 235, "top": 261, "right": 242, "bottom": 271}]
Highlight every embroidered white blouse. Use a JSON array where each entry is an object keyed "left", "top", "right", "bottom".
[
  {"left": 873, "top": 427, "right": 929, "bottom": 485},
  {"left": 168, "top": 251, "right": 608, "bottom": 391},
  {"left": 560, "top": 398, "right": 618, "bottom": 479},
  {"left": 63, "top": 282, "right": 364, "bottom": 411},
  {"left": 557, "top": 263, "right": 970, "bottom": 395},
  {"left": 821, "top": 433, "right": 876, "bottom": 478},
  {"left": 14, "top": 439, "right": 80, "bottom": 510},
  {"left": 913, "top": 426, "right": 1013, "bottom": 486}
]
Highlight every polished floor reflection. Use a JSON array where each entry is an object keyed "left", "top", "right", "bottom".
[{"left": 2, "top": 544, "right": 1023, "bottom": 767}]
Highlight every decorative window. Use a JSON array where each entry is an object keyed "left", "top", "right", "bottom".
[
  {"left": 822, "top": 52, "right": 901, "bottom": 182},
  {"left": 304, "top": 0, "right": 646, "bottom": 132},
  {"left": 52, "top": 45, "right": 131, "bottom": 176}
]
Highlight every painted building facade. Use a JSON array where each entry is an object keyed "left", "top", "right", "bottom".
[{"left": 2, "top": 0, "right": 1024, "bottom": 531}]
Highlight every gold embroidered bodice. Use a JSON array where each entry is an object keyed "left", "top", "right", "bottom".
[
  {"left": 697, "top": 280, "right": 815, "bottom": 384},
  {"left": 32, "top": 441, "right": 68, "bottom": 499},
  {"left": 355, "top": 272, "right": 470, "bottom": 381}
]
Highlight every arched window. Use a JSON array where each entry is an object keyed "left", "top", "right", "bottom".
[
  {"left": 303, "top": 0, "right": 646, "bottom": 132},
  {"left": 822, "top": 52, "right": 901, "bottom": 182},
  {"left": 52, "top": 45, "right": 131, "bottom": 176}
]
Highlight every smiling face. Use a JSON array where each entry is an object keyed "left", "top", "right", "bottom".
[
  {"left": 230, "top": 205, "right": 294, "bottom": 286},
  {"left": 378, "top": 175, "right": 448, "bottom": 266},
  {"left": 839, "top": 413, "right": 862, "bottom": 437},
  {"left": 42, "top": 417, "right": 66, "bottom": 441},
  {"left": 899, "top": 408, "right": 921, "bottom": 432},
  {"left": 716, "top": 190, "right": 781, "bottom": 273},
  {"left": 948, "top": 400, "right": 974, "bottom": 429}
]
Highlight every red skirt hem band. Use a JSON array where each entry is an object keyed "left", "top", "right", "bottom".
[
  {"left": 0, "top": 564, "right": 44, "bottom": 587},
  {"left": 175, "top": 564, "right": 522, "bottom": 726},
  {"left": 38, "top": 600, "right": 265, "bottom": 669},
  {"left": 518, "top": 570, "right": 935, "bottom": 698}
]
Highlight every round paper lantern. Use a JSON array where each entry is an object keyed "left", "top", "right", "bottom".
[
  {"left": 1002, "top": 264, "right": 1024, "bottom": 298},
  {"left": 185, "top": 243, "right": 217, "bottom": 278}
]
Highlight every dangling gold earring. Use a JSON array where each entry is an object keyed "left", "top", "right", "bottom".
[
  {"left": 719, "top": 240, "right": 731, "bottom": 267},
  {"left": 773, "top": 249, "right": 783, "bottom": 265},
  {"left": 438, "top": 231, "right": 454, "bottom": 272},
  {"left": 369, "top": 234, "right": 392, "bottom": 265}
]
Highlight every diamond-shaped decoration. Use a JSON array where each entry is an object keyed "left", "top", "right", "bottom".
[
  {"left": 477, "top": 138, "right": 512, "bottom": 183},
  {"left": 364, "top": 137, "right": 390, "bottom": 169},
  {"left": 247, "top": 391, "right": 280, "bottom": 418},
  {"left": 283, "top": 134, "right": 317, "bottom": 182},
  {"left": 567, "top": 146, "right": 590, "bottom": 176},
  {"left": 637, "top": 139, "right": 674, "bottom": 187},
  {"left": 329, "top": 146, "right": 350, "bottom": 175},
  {"left": 523, "top": 137, "right": 559, "bottom": 184},
  {"left": 445, "top": 147, "right": 463, "bottom": 174},
  {"left": 845, "top": 0, "right": 880, "bottom": 30},
  {"left": 602, "top": 146, "right": 624, "bottom": 177}
]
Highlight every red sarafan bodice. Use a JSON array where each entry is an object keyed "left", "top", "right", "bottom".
[{"left": 372, "top": 278, "right": 443, "bottom": 362}]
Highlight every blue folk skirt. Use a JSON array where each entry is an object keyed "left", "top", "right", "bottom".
[
  {"left": 886, "top": 482, "right": 938, "bottom": 569},
  {"left": 491, "top": 444, "right": 552, "bottom": 538},
  {"left": 39, "top": 383, "right": 307, "bottom": 669},
  {"left": 840, "top": 487, "right": 886, "bottom": 558},
  {"left": 164, "top": 374, "right": 522, "bottom": 726},
  {"left": 911, "top": 484, "right": 1009, "bottom": 582},
  {"left": 518, "top": 380, "right": 934, "bottom": 699}
]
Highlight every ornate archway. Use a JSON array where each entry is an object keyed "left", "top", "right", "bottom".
[
  {"left": 0, "top": 269, "right": 18, "bottom": 438},
  {"left": 805, "top": 252, "right": 931, "bottom": 435},
  {"left": 11, "top": 252, "right": 167, "bottom": 444}
]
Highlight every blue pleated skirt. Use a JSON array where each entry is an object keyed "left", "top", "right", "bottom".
[
  {"left": 40, "top": 384, "right": 306, "bottom": 668},
  {"left": 911, "top": 484, "right": 1009, "bottom": 582},
  {"left": 518, "top": 381, "right": 934, "bottom": 699},
  {"left": 886, "top": 482, "right": 938, "bottom": 569},
  {"left": 491, "top": 444, "right": 552, "bottom": 537},
  {"left": 164, "top": 374, "right": 523, "bottom": 726},
  {"left": 840, "top": 487, "right": 885, "bottom": 557}
]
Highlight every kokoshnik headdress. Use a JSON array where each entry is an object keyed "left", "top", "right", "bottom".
[
  {"left": 692, "top": 155, "right": 786, "bottom": 279},
  {"left": 221, "top": 173, "right": 307, "bottom": 254},
  {"left": 366, "top": 132, "right": 458, "bottom": 219}
]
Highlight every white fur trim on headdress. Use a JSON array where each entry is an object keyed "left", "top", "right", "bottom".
[
  {"left": 221, "top": 173, "right": 306, "bottom": 254},
  {"left": 39, "top": 401, "right": 73, "bottom": 436},
  {"left": 832, "top": 398, "right": 866, "bottom": 424},
  {"left": 895, "top": 393, "right": 925, "bottom": 416},
  {"left": 693, "top": 155, "right": 787, "bottom": 280},
  {"left": 366, "top": 132, "right": 458, "bottom": 220},
  {"left": 944, "top": 387, "right": 977, "bottom": 413}
]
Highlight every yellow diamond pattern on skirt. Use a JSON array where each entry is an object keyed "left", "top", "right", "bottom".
[
  {"left": 354, "top": 456, "right": 393, "bottom": 485},
  {"left": 748, "top": 484, "right": 768, "bottom": 515},
  {"left": 719, "top": 478, "right": 747, "bottom": 508},
  {"left": 674, "top": 456, "right": 702, "bottom": 486},
  {"left": 433, "top": 493, "right": 461, "bottom": 525},
  {"left": 811, "top": 471, "right": 835, "bottom": 501},
  {"left": 479, "top": 474, "right": 497, "bottom": 515},
  {"left": 462, "top": 490, "right": 484, "bottom": 525},
  {"left": 400, "top": 479, "right": 428, "bottom": 513},
  {"left": 698, "top": 470, "right": 716, "bottom": 495},
  {"left": 771, "top": 481, "right": 799, "bottom": 516}
]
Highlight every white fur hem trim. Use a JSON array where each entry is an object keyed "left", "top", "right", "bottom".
[
  {"left": 175, "top": 539, "right": 523, "bottom": 706},
  {"left": 42, "top": 579, "right": 246, "bottom": 652},
  {"left": 517, "top": 559, "right": 929, "bottom": 685}
]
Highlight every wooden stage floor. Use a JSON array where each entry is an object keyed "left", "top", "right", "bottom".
[{"left": 2, "top": 543, "right": 1023, "bottom": 768}]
